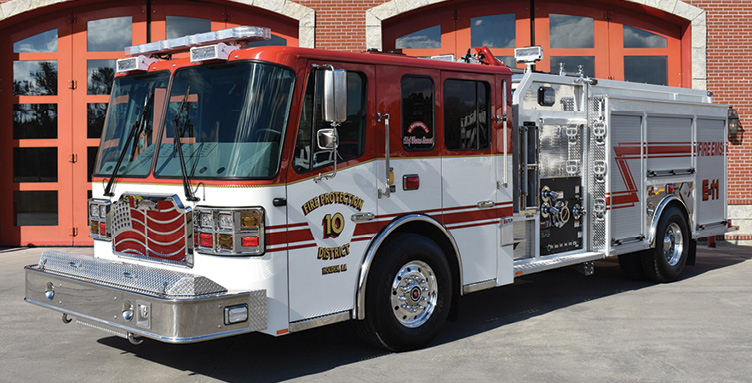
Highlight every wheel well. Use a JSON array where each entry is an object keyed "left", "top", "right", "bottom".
[
  {"left": 355, "top": 215, "right": 462, "bottom": 321},
  {"left": 650, "top": 196, "right": 691, "bottom": 249}
]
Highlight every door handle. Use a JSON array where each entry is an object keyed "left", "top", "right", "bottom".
[
  {"left": 351, "top": 212, "right": 375, "bottom": 223},
  {"left": 477, "top": 200, "right": 494, "bottom": 209}
]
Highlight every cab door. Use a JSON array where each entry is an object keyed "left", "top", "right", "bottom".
[
  {"left": 440, "top": 71, "right": 499, "bottom": 287},
  {"left": 286, "top": 62, "right": 378, "bottom": 322}
]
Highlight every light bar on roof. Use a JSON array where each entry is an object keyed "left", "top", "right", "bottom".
[
  {"left": 116, "top": 55, "right": 158, "bottom": 74},
  {"left": 124, "top": 26, "right": 271, "bottom": 57},
  {"left": 514, "top": 46, "right": 543, "bottom": 64},
  {"left": 191, "top": 43, "right": 239, "bottom": 63}
]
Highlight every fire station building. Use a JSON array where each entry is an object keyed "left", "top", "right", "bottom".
[{"left": 0, "top": 0, "right": 748, "bottom": 246}]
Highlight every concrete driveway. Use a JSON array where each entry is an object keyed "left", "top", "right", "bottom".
[{"left": 1, "top": 244, "right": 750, "bottom": 382}]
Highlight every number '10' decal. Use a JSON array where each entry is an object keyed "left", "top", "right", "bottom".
[{"left": 323, "top": 213, "right": 345, "bottom": 238}]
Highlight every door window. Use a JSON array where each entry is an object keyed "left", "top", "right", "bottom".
[
  {"left": 294, "top": 70, "right": 367, "bottom": 173},
  {"left": 444, "top": 79, "right": 490, "bottom": 151},
  {"left": 401, "top": 76, "right": 435, "bottom": 151}
]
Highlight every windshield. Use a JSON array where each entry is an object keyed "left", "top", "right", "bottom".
[
  {"left": 94, "top": 71, "right": 170, "bottom": 177},
  {"left": 154, "top": 62, "right": 295, "bottom": 179}
]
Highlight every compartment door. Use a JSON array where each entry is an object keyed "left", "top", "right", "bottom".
[{"left": 610, "top": 114, "right": 645, "bottom": 243}]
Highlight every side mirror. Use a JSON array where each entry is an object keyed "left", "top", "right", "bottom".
[
  {"left": 323, "top": 69, "right": 347, "bottom": 123},
  {"left": 317, "top": 128, "right": 338, "bottom": 150}
]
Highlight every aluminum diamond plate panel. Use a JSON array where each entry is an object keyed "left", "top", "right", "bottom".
[
  {"left": 38, "top": 251, "right": 226, "bottom": 298},
  {"left": 588, "top": 96, "right": 607, "bottom": 251},
  {"left": 247, "top": 290, "right": 267, "bottom": 332}
]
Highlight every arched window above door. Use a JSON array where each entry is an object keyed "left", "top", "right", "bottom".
[{"left": 371, "top": 0, "right": 704, "bottom": 89}]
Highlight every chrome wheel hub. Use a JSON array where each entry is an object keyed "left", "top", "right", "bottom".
[
  {"left": 390, "top": 260, "right": 437, "bottom": 328},
  {"left": 662, "top": 222, "right": 684, "bottom": 266}
]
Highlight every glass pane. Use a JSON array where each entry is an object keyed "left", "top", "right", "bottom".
[
  {"left": 396, "top": 25, "right": 441, "bottom": 49},
  {"left": 88, "top": 146, "right": 99, "bottom": 182},
  {"left": 293, "top": 71, "right": 366, "bottom": 172},
  {"left": 401, "top": 76, "right": 435, "bottom": 151},
  {"left": 154, "top": 63, "right": 295, "bottom": 179},
  {"left": 498, "top": 56, "right": 516, "bottom": 67},
  {"left": 166, "top": 16, "right": 211, "bottom": 39},
  {"left": 88, "top": 103, "right": 108, "bottom": 138},
  {"left": 551, "top": 56, "right": 595, "bottom": 77},
  {"left": 247, "top": 34, "right": 288, "bottom": 47},
  {"left": 623, "top": 25, "right": 667, "bottom": 48},
  {"left": 471, "top": 14, "right": 515, "bottom": 49},
  {"left": 13, "top": 147, "right": 57, "bottom": 182},
  {"left": 549, "top": 14, "right": 594, "bottom": 49},
  {"left": 14, "top": 191, "right": 58, "bottom": 226},
  {"left": 13, "top": 104, "right": 58, "bottom": 139},
  {"left": 88, "top": 60, "right": 116, "bottom": 95},
  {"left": 88, "top": 17, "right": 132, "bottom": 52},
  {"left": 95, "top": 71, "right": 171, "bottom": 177},
  {"left": 13, "top": 29, "right": 57, "bottom": 53},
  {"left": 13, "top": 60, "right": 57, "bottom": 96},
  {"left": 444, "top": 79, "right": 490, "bottom": 151},
  {"left": 624, "top": 56, "right": 667, "bottom": 85}
]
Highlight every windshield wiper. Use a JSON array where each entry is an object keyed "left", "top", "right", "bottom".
[
  {"left": 104, "top": 91, "right": 153, "bottom": 197},
  {"left": 172, "top": 86, "right": 199, "bottom": 202}
]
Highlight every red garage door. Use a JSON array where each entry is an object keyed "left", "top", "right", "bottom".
[
  {"left": 383, "top": 0, "right": 684, "bottom": 87},
  {"left": 0, "top": 1, "right": 297, "bottom": 246}
]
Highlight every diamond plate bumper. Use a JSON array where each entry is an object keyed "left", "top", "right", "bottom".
[{"left": 24, "top": 251, "right": 266, "bottom": 344}]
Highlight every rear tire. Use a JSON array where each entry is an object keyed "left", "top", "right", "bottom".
[
  {"left": 641, "top": 206, "right": 689, "bottom": 282},
  {"left": 356, "top": 233, "right": 451, "bottom": 351}
]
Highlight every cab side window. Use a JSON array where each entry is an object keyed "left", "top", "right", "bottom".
[
  {"left": 401, "top": 76, "right": 435, "bottom": 151},
  {"left": 444, "top": 79, "right": 490, "bottom": 151},
  {"left": 293, "top": 70, "right": 366, "bottom": 173}
]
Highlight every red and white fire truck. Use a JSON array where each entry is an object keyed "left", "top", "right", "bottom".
[{"left": 24, "top": 26, "right": 730, "bottom": 351}]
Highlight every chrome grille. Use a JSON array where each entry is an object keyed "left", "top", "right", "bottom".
[{"left": 111, "top": 193, "right": 194, "bottom": 267}]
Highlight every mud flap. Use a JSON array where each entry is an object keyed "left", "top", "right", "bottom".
[{"left": 687, "top": 239, "right": 697, "bottom": 266}]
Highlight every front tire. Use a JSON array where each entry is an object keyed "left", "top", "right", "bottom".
[
  {"left": 356, "top": 233, "right": 451, "bottom": 351},
  {"left": 641, "top": 206, "right": 689, "bottom": 282}
]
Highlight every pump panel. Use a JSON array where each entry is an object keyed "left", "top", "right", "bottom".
[{"left": 540, "top": 177, "right": 584, "bottom": 255}]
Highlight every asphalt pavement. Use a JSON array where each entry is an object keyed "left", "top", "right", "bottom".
[{"left": 1, "top": 244, "right": 750, "bottom": 382}]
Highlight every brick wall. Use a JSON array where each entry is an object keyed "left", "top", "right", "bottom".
[
  {"left": 295, "top": 0, "right": 387, "bottom": 52},
  {"left": 686, "top": 1, "right": 752, "bottom": 205}
]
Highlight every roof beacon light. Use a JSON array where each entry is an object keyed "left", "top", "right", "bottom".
[
  {"left": 116, "top": 55, "right": 158, "bottom": 74},
  {"left": 190, "top": 42, "right": 239, "bottom": 63},
  {"left": 515, "top": 46, "right": 543, "bottom": 72},
  {"left": 124, "top": 26, "right": 271, "bottom": 57}
]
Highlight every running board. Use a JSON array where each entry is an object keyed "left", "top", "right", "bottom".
[{"left": 513, "top": 251, "right": 605, "bottom": 277}]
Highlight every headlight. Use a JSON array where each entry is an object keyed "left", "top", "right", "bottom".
[
  {"left": 218, "top": 212, "right": 234, "bottom": 230},
  {"left": 200, "top": 212, "right": 213, "bottom": 228},
  {"left": 90, "top": 203, "right": 100, "bottom": 218},
  {"left": 88, "top": 199, "right": 112, "bottom": 240},
  {"left": 194, "top": 207, "right": 264, "bottom": 256}
]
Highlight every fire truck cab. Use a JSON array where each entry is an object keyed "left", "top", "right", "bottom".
[{"left": 24, "top": 27, "right": 730, "bottom": 351}]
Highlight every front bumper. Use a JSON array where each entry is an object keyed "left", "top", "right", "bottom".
[{"left": 25, "top": 251, "right": 266, "bottom": 343}]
